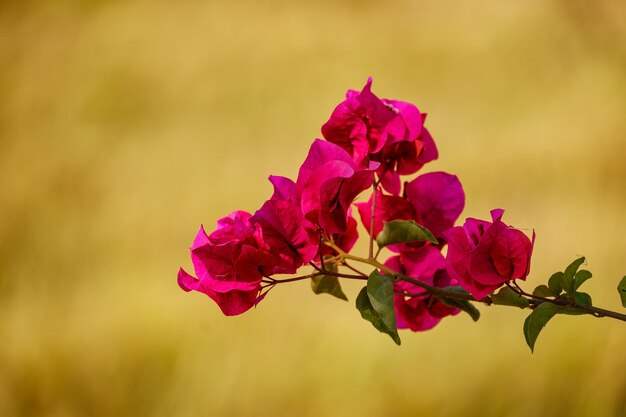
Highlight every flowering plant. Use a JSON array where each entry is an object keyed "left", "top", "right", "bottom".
[{"left": 178, "top": 78, "right": 626, "bottom": 351}]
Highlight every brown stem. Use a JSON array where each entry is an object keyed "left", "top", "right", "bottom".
[
  {"left": 309, "top": 261, "right": 322, "bottom": 272},
  {"left": 267, "top": 270, "right": 367, "bottom": 285},
  {"left": 341, "top": 261, "right": 368, "bottom": 277},
  {"left": 323, "top": 239, "right": 626, "bottom": 322},
  {"left": 508, "top": 281, "right": 626, "bottom": 322},
  {"left": 571, "top": 304, "right": 626, "bottom": 321},
  {"left": 368, "top": 179, "right": 379, "bottom": 259}
]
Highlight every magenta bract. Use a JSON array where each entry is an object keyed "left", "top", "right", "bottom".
[
  {"left": 444, "top": 209, "right": 535, "bottom": 300},
  {"left": 386, "top": 247, "right": 459, "bottom": 331},
  {"left": 178, "top": 268, "right": 264, "bottom": 316},
  {"left": 321, "top": 78, "right": 400, "bottom": 166},
  {"left": 355, "top": 190, "right": 416, "bottom": 238},
  {"left": 177, "top": 211, "right": 277, "bottom": 315},
  {"left": 356, "top": 172, "right": 464, "bottom": 246},
  {"left": 322, "top": 78, "right": 439, "bottom": 194},
  {"left": 251, "top": 199, "right": 317, "bottom": 274},
  {"left": 405, "top": 172, "right": 465, "bottom": 239},
  {"left": 296, "top": 139, "right": 374, "bottom": 235},
  {"left": 178, "top": 78, "right": 536, "bottom": 332}
]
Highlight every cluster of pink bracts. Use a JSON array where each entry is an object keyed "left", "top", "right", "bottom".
[{"left": 178, "top": 78, "right": 535, "bottom": 332}]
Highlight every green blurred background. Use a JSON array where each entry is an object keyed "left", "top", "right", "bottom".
[{"left": 1, "top": 0, "right": 625, "bottom": 416}]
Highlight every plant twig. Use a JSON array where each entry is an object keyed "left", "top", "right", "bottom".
[
  {"left": 368, "top": 179, "right": 379, "bottom": 260},
  {"left": 322, "top": 239, "right": 626, "bottom": 322},
  {"left": 507, "top": 282, "right": 626, "bottom": 322}
]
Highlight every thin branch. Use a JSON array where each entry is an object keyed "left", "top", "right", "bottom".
[
  {"left": 506, "top": 282, "right": 555, "bottom": 304},
  {"left": 309, "top": 261, "right": 322, "bottom": 272},
  {"left": 323, "top": 239, "right": 488, "bottom": 301},
  {"left": 368, "top": 179, "right": 379, "bottom": 259},
  {"left": 507, "top": 281, "right": 626, "bottom": 322},
  {"left": 323, "top": 238, "right": 626, "bottom": 322},
  {"left": 318, "top": 233, "right": 326, "bottom": 272},
  {"left": 267, "top": 270, "right": 367, "bottom": 285},
  {"left": 330, "top": 272, "right": 368, "bottom": 281},
  {"left": 269, "top": 273, "right": 320, "bottom": 284},
  {"left": 396, "top": 289, "right": 429, "bottom": 298},
  {"left": 341, "top": 260, "right": 368, "bottom": 277},
  {"left": 570, "top": 303, "right": 626, "bottom": 321}
]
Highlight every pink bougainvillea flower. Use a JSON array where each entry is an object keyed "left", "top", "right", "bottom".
[
  {"left": 415, "top": 124, "right": 439, "bottom": 166},
  {"left": 355, "top": 189, "right": 416, "bottom": 237},
  {"left": 371, "top": 99, "right": 428, "bottom": 194},
  {"left": 385, "top": 247, "right": 459, "bottom": 331},
  {"left": 375, "top": 140, "right": 425, "bottom": 195},
  {"left": 375, "top": 125, "right": 439, "bottom": 195},
  {"left": 177, "top": 211, "right": 278, "bottom": 315},
  {"left": 356, "top": 172, "right": 464, "bottom": 248},
  {"left": 444, "top": 209, "right": 535, "bottom": 300},
  {"left": 266, "top": 171, "right": 359, "bottom": 263},
  {"left": 334, "top": 208, "right": 359, "bottom": 253},
  {"left": 178, "top": 268, "right": 265, "bottom": 316},
  {"left": 250, "top": 177, "right": 319, "bottom": 274},
  {"left": 268, "top": 175, "right": 298, "bottom": 204},
  {"left": 405, "top": 171, "right": 465, "bottom": 239},
  {"left": 321, "top": 78, "right": 407, "bottom": 167},
  {"left": 296, "top": 139, "right": 375, "bottom": 235},
  {"left": 382, "top": 99, "right": 423, "bottom": 143},
  {"left": 312, "top": 207, "right": 360, "bottom": 263},
  {"left": 321, "top": 78, "right": 439, "bottom": 194}
]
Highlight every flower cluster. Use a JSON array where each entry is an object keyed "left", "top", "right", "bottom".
[{"left": 178, "top": 78, "right": 535, "bottom": 335}]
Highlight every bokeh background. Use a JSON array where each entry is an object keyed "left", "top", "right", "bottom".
[{"left": 1, "top": 0, "right": 625, "bottom": 416}]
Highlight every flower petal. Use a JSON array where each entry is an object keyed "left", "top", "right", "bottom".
[{"left": 405, "top": 172, "right": 465, "bottom": 238}]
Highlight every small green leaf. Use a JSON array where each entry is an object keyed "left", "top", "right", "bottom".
[
  {"left": 491, "top": 287, "right": 529, "bottom": 308},
  {"left": 533, "top": 285, "right": 557, "bottom": 298},
  {"left": 618, "top": 276, "right": 626, "bottom": 308},
  {"left": 547, "top": 272, "right": 563, "bottom": 295},
  {"left": 575, "top": 291, "right": 592, "bottom": 306},
  {"left": 573, "top": 270, "right": 592, "bottom": 291},
  {"left": 559, "top": 273, "right": 574, "bottom": 296},
  {"left": 560, "top": 292, "right": 593, "bottom": 315},
  {"left": 376, "top": 220, "right": 437, "bottom": 248},
  {"left": 356, "top": 287, "right": 382, "bottom": 332},
  {"left": 367, "top": 271, "right": 400, "bottom": 341},
  {"left": 356, "top": 286, "right": 401, "bottom": 345},
  {"left": 311, "top": 275, "right": 348, "bottom": 301},
  {"left": 564, "top": 257, "right": 586, "bottom": 279},
  {"left": 561, "top": 257, "right": 586, "bottom": 295},
  {"left": 439, "top": 297, "right": 480, "bottom": 321},
  {"left": 523, "top": 302, "right": 563, "bottom": 352}
]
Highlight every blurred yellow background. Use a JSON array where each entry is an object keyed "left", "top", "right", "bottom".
[{"left": 1, "top": 0, "right": 625, "bottom": 416}]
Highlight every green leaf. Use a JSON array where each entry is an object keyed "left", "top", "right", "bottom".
[
  {"left": 356, "top": 286, "right": 401, "bottom": 345},
  {"left": 367, "top": 271, "right": 400, "bottom": 343},
  {"left": 559, "top": 274, "right": 574, "bottom": 296},
  {"left": 573, "top": 270, "right": 592, "bottom": 291},
  {"left": 575, "top": 291, "right": 592, "bottom": 306},
  {"left": 523, "top": 302, "right": 563, "bottom": 352},
  {"left": 376, "top": 220, "right": 437, "bottom": 248},
  {"left": 311, "top": 275, "right": 348, "bottom": 301},
  {"left": 491, "top": 286, "right": 529, "bottom": 308},
  {"left": 560, "top": 292, "right": 593, "bottom": 315},
  {"left": 618, "top": 276, "right": 626, "bottom": 308},
  {"left": 561, "top": 257, "right": 586, "bottom": 295},
  {"left": 547, "top": 272, "right": 564, "bottom": 295},
  {"left": 439, "top": 297, "right": 480, "bottom": 321},
  {"left": 564, "top": 257, "right": 586, "bottom": 279},
  {"left": 533, "top": 285, "right": 557, "bottom": 298}
]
